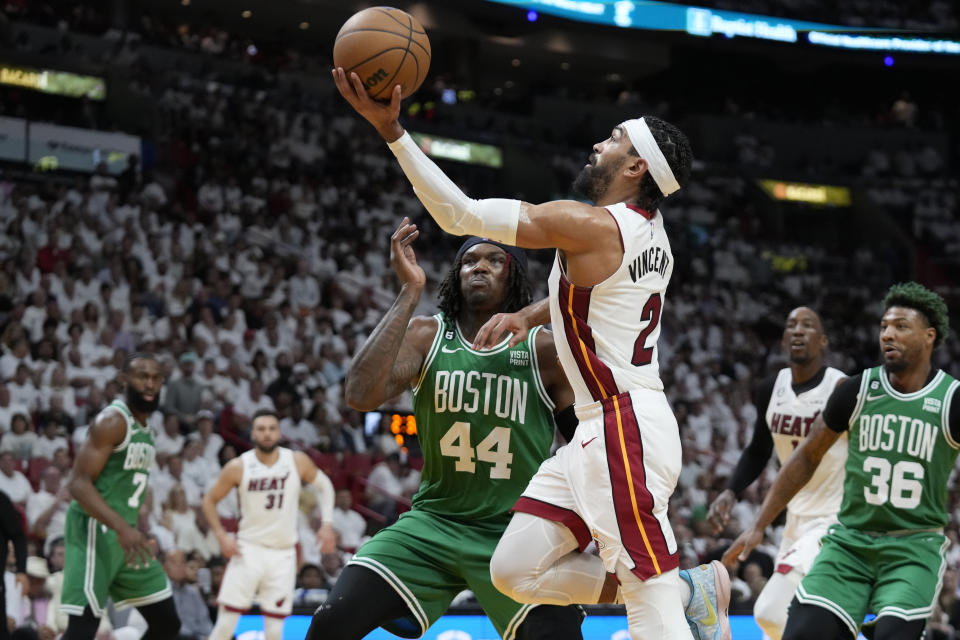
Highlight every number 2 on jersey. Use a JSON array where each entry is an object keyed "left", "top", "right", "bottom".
[
  {"left": 439, "top": 421, "right": 513, "bottom": 479},
  {"left": 631, "top": 293, "right": 662, "bottom": 366}
]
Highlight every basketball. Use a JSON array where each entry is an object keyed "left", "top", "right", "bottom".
[{"left": 333, "top": 7, "right": 431, "bottom": 100}]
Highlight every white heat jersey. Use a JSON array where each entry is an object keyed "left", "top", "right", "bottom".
[
  {"left": 548, "top": 203, "right": 672, "bottom": 405},
  {"left": 237, "top": 447, "right": 300, "bottom": 548},
  {"left": 765, "top": 366, "right": 848, "bottom": 518}
]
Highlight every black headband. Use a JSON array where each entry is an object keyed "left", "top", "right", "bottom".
[{"left": 454, "top": 237, "right": 528, "bottom": 273}]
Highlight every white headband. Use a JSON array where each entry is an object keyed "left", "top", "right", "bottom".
[{"left": 621, "top": 118, "right": 681, "bottom": 197}]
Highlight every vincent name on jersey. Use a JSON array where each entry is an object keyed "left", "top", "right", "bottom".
[
  {"left": 858, "top": 414, "right": 939, "bottom": 463},
  {"left": 770, "top": 411, "right": 820, "bottom": 438},
  {"left": 247, "top": 473, "right": 291, "bottom": 492},
  {"left": 122, "top": 442, "right": 155, "bottom": 471},
  {"left": 433, "top": 370, "right": 529, "bottom": 424},
  {"left": 628, "top": 245, "right": 671, "bottom": 282}
]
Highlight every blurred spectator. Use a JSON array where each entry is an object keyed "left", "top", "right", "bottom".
[
  {"left": 0, "top": 385, "right": 30, "bottom": 435},
  {"left": 291, "top": 564, "right": 331, "bottom": 609},
  {"left": 30, "top": 420, "right": 68, "bottom": 461},
  {"left": 0, "top": 452, "right": 30, "bottom": 505},
  {"left": 194, "top": 411, "right": 224, "bottom": 463},
  {"left": 26, "top": 467, "right": 69, "bottom": 553},
  {"left": 331, "top": 489, "right": 367, "bottom": 552},
  {"left": 0, "top": 415, "right": 37, "bottom": 461},
  {"left": 164, "top": 352, "right": 204, "bottom": 429},
  {"left": 364, "top": 453, "right": 407, "bottom": 521},
  {"left": 163, "top": 549, "right": 212, "bottom": 640},
  {"left": 9, "top": 556, "right": 53, "bottom": 636},
  {"left": 155, "top": 413, "right": 185, "bottom": 458}
]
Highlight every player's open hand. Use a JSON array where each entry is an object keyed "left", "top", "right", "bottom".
[
  {"left": 721, "top": 525, "right": 764, "bottom": 568},
  {"left": 707, "top": 489, "right": 736, "bottom": 535},
  {"left": 218, "top": 532, "right": 242, "bottom": 559},
  {"left": 317, "top": 523, "right": 337, "bottom": 555},
  {"left": 331, "top": 67, "right": 404, "bottom": 142},
  {"left": 117, "top": 524, "right": 154, "bottom": 569},
  {"left": 390, "top": 218, "right": 426, "bottom": 290},
  {"left": 473, "top": 311, "right": 530, "bottom": 350}
]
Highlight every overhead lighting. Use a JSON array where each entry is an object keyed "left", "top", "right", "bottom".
[
  {"left": 511, "top": 58, "right": 521, "bottom": 67},
  {"left": 560, "top": 61, "right": 570, "bottom": 70},
  {"left": 181, "top": 0, "right": 190, "bottom": 5},
  {"left": 241, "top": 10, "right": 252, "bottom": 18},
  {"left": 299, "top": 21, "right": 310, "bottom": 30}
]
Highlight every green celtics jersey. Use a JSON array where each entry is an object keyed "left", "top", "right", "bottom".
[
  {"left": 68, "top": 399, "right": 157, "bottom": 527},
  {"left": 411, "top": 314, "right": 557, "bottom": 527},
  {"left": 840, "top": 366, "right": 960, "bottom": 532}
]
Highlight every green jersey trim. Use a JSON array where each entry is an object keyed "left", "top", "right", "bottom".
[
  {"left": 348, "top": 556, "right": 429, "bottom": 634},
  {"left": 527, "top": 326, "right": 555, "bottom": 413},
  {"left": 503, "top": 603, "right": 536, "bottom": 640},
  {"left": 454, "top": 322, "right": 512, "bottom": 356},
  {"left": 848, "top": 373, "right": 872, "bottom": 430},
  {"left": 942, "top": 380, "right": 960, "bottom": 449},
  {"left": 413, "top": 315, "right": 443, "bottom": 395},
  {"left": 879, "top": 368, "right": 945, "bottom": 400},
  {"left": 84, "top": 516, "right": 105, "bottom": 617},
  {"left": 796, "top": 583, "right": 859, "bottom": 637},
  {"left": 877, "top": 536, "right": 948, "bottom": 621},
  {"left": 107, "top": 407, "right": 134, "bottom": 454}
]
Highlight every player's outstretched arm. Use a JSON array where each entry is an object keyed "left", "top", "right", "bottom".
[
  {"left": 295, "top": 452, "right": 337, "bottom": 554},
  {"left": 68, "top": 412, "right": 152, "bottom": 568},
  {"left": 722, "top": 417, "right": 840, "bottom": 567},
  {"left": 344, "top": 219, "right": 435, "bottom": 411},
  {"left": 201, "top": 458, "right": 243, "bottom": 558},
  {"left": 332, "top": 69, "right": 615, "bottom": 255}
]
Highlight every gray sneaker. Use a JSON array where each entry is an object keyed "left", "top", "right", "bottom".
[{"left": 680, "top": 560, "right": 731, "bottom": 640}]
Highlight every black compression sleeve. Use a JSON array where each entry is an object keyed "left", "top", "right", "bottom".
[
  {"left": 554, "top": 405, "right": 578, "bottom": 443},
  {"left": 727, "top": 375, "right": 776, "bottom": 496},
  {"left": 950, "top": 383, "right": 960, "bottom": 444},
  {"left": 821, "top": 374, "right": 862, "bottom": 432}
]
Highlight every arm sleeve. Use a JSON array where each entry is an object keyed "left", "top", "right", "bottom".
[
  {"left": 949, "top": 383, "right": 960, "bottom": 443},
  {"left": 310, "top": 469, "right": 335, "bottom": 525},
  {"left": 727, "top": 375, "right": 776, "bottom": 496},
  {"left": 387, "top": 132, "right": 520, "bottom": 243},
  {"left": 821, "top": 374, "right": 863, "bottom": 432},
  {"left": 0, "top": 491, "right": 27, "bottom": 573}
]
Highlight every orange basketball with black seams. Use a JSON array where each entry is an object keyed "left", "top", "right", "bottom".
[{"left": 333, "top": 7, "right": 431, "bottom": 100}]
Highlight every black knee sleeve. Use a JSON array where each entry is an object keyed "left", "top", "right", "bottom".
[
  {"left": 138, "top": 597, "right": 182, "bottom": 640},
  {"left": 782, "top": 599, "right": 855, "bottom": 640},
  {"left": 305, "top": 564, "right": 412, "bottom": 640},
  {"left": 61, "top": 608, "right": 101, "bottom": 640},
  {"left": 870, "top": 615, "right": 926, "bottom": 640},
  {"left": 516, "top": 604, "right": 585, "bottom": 640}
]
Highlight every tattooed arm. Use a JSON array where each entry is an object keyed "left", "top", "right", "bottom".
[{"left": 344, "top": 219, "right": 437, "bottom": 411}]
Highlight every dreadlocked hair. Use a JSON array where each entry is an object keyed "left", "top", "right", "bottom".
[
  {"left": 438, "top": 257, "right": 533, "bottom": 324},
  {"left": 883, "top": 281, "right": 951, "bottom": 349},
  {"left": 627, "top": 116, "right": 693, "bottom": 212}
]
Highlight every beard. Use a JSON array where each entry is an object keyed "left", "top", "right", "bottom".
[
  {"left": 572, "top": 155, "right": 617, "bottom": 202},
  {"left": 255, "top": 441, "right": 279, "bottom": 454},
  {"left": 788, "top": 351, "right": 811, "bottom": 365},
  {"left": 126, "top": 386, "right": 160, "bottom": 413}
]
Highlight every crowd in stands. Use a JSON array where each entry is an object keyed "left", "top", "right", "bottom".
[{"left": 3, "top": 1, "right": 960, "bottom": 638}]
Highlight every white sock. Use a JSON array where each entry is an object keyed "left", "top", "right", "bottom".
[
  {"left": 263, "top": 615, "right": 285, "bottom": 640},
  {"left": 209, "top": 607, "right": 241, "bottom": 640}
]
